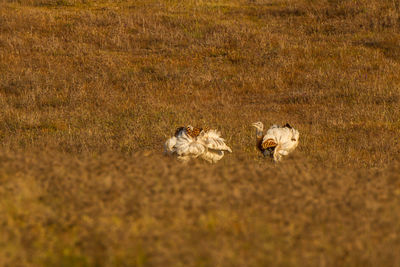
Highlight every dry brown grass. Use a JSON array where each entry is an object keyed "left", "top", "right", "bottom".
[{"left": 1, "top": 0, "right": 400, "bottom": 266}]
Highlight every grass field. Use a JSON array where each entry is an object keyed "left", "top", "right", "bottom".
[{"left": 1, "top": 0, "right": 400, "bottom": 266}]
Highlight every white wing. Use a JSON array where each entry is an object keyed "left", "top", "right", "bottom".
[
  {"left": 164, "top": 126, "right": 232, "bottom": 163},
  {"left": 201, "top": 150, "right": 225, "bottom": 163},
  {"left": 164, "top": 129, "right": 205, "bottom": 159},
  {"left": 264, "top": 125, "right": 299, "bottom": 162},
  {"left": 164, "top": 136, "right": 177, "bottom": 155},
  {"left": 278, "top": 128, "right": 299, "bottom": 154},
  {"left": 174, "top": 131, "right": 205, "bottom": 158},
  {"left": 263, "top": 126, "right": 288, "bottom": 143},
  {"left": 198, "top": 129, "right": 232, "bottom": 153}
]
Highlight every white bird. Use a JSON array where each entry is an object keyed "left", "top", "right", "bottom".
[
  {"left": 164, "top": 125, "right": 232, "bottom": 163},
  {"left": 251, "top": 122, "right": 299, "bottom": 162}
]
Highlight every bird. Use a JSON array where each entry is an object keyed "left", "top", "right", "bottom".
[
  {"left": 251, "top": 122, "right": 299, "bottom": 162},
  {"left": 164, "top": 125, "right": 232, "bottom": 163}
]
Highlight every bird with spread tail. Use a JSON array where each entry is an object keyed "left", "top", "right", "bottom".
[
  {"left": 251, "top": 122, "right": 299, "bottom": 162},
  {"left": 164, "top": 125, "right": 232, "bottom": 163}
]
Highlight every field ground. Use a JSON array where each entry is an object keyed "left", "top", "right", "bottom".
[{"left": 1, "top": 0, "right": 400, "bottom": 266}]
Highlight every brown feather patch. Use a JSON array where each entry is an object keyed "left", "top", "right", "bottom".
[
  {"left": 262, "top": 139, "right": 277, "bottom": 149},
  {"left": 186, "top": 126, "right": 204, "bottom": 138},
  {"left": 192, "top": 127, "right": 201, "bottom": 137}
]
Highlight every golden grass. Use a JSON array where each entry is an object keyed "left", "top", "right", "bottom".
[{"left": 0, "top": 0, "right": 400, "bottom": 265}]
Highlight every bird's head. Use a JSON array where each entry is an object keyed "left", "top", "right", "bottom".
[{"left": 251, "top": 121, "right": 264, "bottom": 132}]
